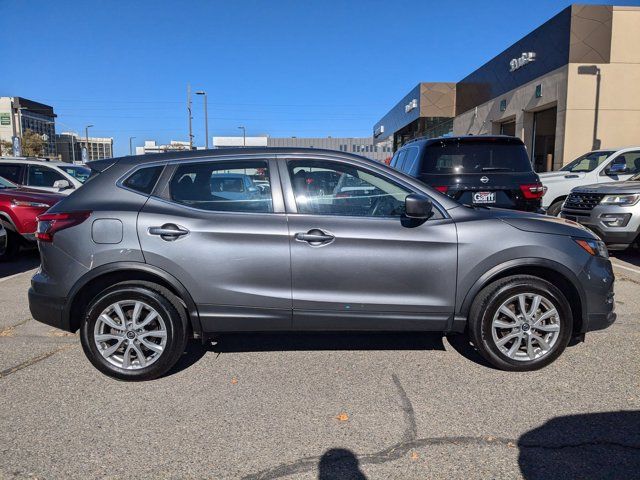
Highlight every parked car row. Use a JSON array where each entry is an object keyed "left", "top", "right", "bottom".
[{"left": 391, "top": 138, "right": 640, "bottom": 251}]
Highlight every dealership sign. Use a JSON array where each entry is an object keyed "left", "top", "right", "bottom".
[
  {"left": 404, "top": 98, "right": 418, "bottom": 113},
  {"left": 374, "top": 125, "right": 385, "bottom": 138},
  {"left": 0, "top": 112, "right": 10, "bottom": 126},
  {"left": 509, "top": 52, "right": 536, "bottom": 72}
]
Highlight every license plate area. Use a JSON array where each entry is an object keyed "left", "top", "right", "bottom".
[{"left": 472, "top": 191, "right": 496, "bottom": 204}]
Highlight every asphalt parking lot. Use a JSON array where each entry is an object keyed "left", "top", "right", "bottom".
[{"left": 1, "top": 250, "right": 639, "bottom": 479}]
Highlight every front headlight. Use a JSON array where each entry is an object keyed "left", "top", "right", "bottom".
[
  {"left": 600, "top": 194, "right": 640, "bottom": 206},
  {"left": 573, "top": 237, "right": 609, "bottom": 258},
  {"left": 11, "top": 199, "right": 50, "bottom": 208}
]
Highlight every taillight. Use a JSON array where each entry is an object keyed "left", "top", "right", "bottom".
[
  {"left": 520, "top": 183, "right": 545, "bottom": 200},
  {"left": 36, "top": 211, "right": 91, "bottom": 242},
  {"left": 434, "top": 186, "right": 449, "bottom": 193}
]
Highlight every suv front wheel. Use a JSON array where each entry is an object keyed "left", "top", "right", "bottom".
[
  {"left": 469, "top": 275, "right": 572, "bottom": 371},
  {"left": 80, "top": 282, "right": 189, "bottom": 381}
]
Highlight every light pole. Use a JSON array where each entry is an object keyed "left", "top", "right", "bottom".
[
  {"left": 578, "top": 65, "right": 601, "bottom": 150},
  {"left": 195, "top": 91, "right": 209, "bottom": 149},
  {"left": 187, "top": 84, "right": 194, "bottom": 150},
  {"left": 85, "top": 124, "right": 93, "bottom": 161},
  {"left": 238, "top": 126, "right": 246, "bottom": 146},
  {"left": 129, "top": 136, "right": 136, "bottom": 156}
]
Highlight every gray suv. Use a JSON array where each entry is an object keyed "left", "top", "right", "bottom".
[{"left": 28, "top": 148, "right": 616, "bottom": 380}]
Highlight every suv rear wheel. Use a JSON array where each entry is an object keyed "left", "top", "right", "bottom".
[
  {"left": 468, "top": 275, "right": 572, "bottom": 371},
  {"left": 80, "top": 282, "right": 189, "bottom": 381}
]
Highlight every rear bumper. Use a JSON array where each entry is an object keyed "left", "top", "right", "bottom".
[{"left": 28, "top": 287, "right": 71, "bottom": 332}]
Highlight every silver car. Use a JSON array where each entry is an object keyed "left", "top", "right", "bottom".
[
  {"left": 561, "top": 173, "right": 640, "bottom": 250},
  {"left": 28, "top": 148, "right": 616, "bottom": 380}
]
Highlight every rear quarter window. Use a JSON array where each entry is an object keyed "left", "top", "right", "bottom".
[{"left": 123, "top": 165, "right": 164, "bottom": 194}]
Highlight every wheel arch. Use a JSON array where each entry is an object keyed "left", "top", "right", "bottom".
[
  {"left": 459, "top": 258, "right": 586, "bottom": 336},
  {"left": 65, "top": 262, "right": 202, "bottom": 336}
]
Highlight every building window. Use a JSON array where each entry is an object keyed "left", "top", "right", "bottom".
[{"left": 500, "top": 99, "right": 507, "bottom": 112}]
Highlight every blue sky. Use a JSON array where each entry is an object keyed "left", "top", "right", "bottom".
[{"left": 1, "top": 0, "right": 637, "bottom": 156}]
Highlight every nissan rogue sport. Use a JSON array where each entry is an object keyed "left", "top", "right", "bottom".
[{"left": 29, "top": 148, "right": 615, "bottom": 380}]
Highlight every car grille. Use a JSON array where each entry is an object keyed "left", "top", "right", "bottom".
[{"left": 564, "top": 192, "right": 605, "bottom": 211}]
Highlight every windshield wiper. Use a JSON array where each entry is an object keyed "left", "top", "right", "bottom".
[{"left": 481, "top": 167, "right": 512, "bottom": 172}]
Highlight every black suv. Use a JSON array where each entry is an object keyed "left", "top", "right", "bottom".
[{"left": 390, "top": 136, "right": 544, "bottom": 212}]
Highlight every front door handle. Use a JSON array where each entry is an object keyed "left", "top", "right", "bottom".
[
  {"left": 149, "top": 224, "right": 189, "bottom": 241},
  {"left": 294, "top": 229, "right": 335, "bottom": 245}
]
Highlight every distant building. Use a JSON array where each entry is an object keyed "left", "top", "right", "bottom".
[
  {"left": 56, "top": 132, "right": 113, "bottom": 162},
  {"left": 211, "top": 135, "right": 392, "bottom": 162},
  {"left": 0, "top": 97, "right": 57, "bottom": 156},
  {"left": 136, "top": 140, "right": 191, "bottom": 155}
]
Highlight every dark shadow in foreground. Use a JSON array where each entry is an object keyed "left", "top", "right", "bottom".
[
  {"left": 166, "top": 331, "right": 449, "bottom": 377},
  {"left": 318, "top": 449, "right": 366, "bottom": 480},
  {"left": 518, "top": 410, "right": 640, "bottom": 480}
]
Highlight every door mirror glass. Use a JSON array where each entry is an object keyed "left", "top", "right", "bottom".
[
  {"left": 405, "top": 194, "right": 433, "bottom": 219},
  {"left": 606, "top": 158, "right": 628, "bottom": 175},
  {"left": 53, "top": 179, "right": 72, "bottom": 190}
]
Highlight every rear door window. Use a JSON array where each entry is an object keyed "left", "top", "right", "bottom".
[
  {"left": 0, "top": 164, "right": 24, "bottom": 184},
  {"left": 169, "top": 160, "right": 272, "bottom": 213}
]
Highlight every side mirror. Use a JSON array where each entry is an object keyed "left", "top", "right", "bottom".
[
  {"left": 53, "top": 179, "right": 72, "bottom": 190},
  {"left": 405, "top": 194, "right": 433, "bottom": 219},
  {"left": 606, "top": 159, "right": 628, "bottom": 175}
]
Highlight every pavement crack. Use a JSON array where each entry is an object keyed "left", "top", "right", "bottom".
[
  {"left": 0, "top": 318, "right": 31, "bottom": 337},
  {"left": 241, "top": 375, "right": 639, "bottom": 480},
  {"left": 0, "top": 344, "right": 74, "bottom": 379}
]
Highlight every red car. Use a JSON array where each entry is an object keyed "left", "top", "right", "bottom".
[{"left": 0, "top": 175, "right": 63, "bottom": 261}]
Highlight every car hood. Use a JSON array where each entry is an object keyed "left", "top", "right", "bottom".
[
  {"left": 0, "top": 187, "right": 64, "bottom": 205},
  {"left": 538, "top": 171, "right": 587, "bottom": 183},
  {"left": 464, "top": 206, "right": 596, "bottom": 237},
  {"left": 573, "top": 181, "right": 640, "bottom": 194}
]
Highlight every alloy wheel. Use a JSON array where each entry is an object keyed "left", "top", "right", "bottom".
[
  {"left": 93, "top": 300, "right": 168, "bottom": 370},
  {"left": 490, "top": 293, "right": 561, "bottom": 362}
]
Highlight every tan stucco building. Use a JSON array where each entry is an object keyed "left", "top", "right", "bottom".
[{"left": 374, "top": 4, "right": 640, "bottom": 172}]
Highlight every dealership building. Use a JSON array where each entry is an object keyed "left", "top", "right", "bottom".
[{"left": 373, "top": 4, "right": 640, "bottom": 171}]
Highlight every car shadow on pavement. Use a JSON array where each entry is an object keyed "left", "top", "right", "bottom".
[
  {"left": 167, "top": 332, "right": 453, "bottom": 377},
  {"left": 518, "top": 410, "right": 640, "bottom": 479},
  {"left": 0, "top": 248, "right": 40, "bottom": 278}
]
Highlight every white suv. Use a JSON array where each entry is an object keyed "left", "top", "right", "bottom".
[
  {"left": 0, "top": 157, "right": 90, "bottom": 195},
  {"left": 540, "top": 147, "right": 640, "bottom": 216}
]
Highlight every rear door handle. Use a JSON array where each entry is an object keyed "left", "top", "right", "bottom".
[
  {"left": 149, "top": 224, "right": 189, "bottom": 241},
  {"left": 294, "top": 229, "right": 335, "bottom": 245}
]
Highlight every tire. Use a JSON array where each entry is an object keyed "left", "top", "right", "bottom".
[
  {"left": 468, "top": 275, "right": 572, "bottom": 371},
  {"left": 0, "top": 229, "right": 20, "bottom": 262},
  {"left": 80, "top": 281, "right": 189, "bottom": 381},
  {"left": 546, "top": 200, "right": 564, "bottom": 217}
]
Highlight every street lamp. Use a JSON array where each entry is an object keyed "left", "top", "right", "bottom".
[
  {"left": 85, "top": 124, "right": 94, "bottom": 162},
  {"left": 238, "top": 126, "right": 246, "bottom": 146},
  {"left": 129, "top": 136, "right": 136, "bottom": 156},
  {"left": 578, "top": 65, "right": 601, "bottom": 150},
  {"left": 195, "top": 91, "right": 209, "bottom": 149}
]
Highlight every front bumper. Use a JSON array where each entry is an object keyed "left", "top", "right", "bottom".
[
  {"left": 28, "top": 287, "right": 71, "bottom": 332},
  {"left": 561, "top": 204, "right": 639, "bottom": 249},
  {"left": 577, "top": 255, "right": 616, "bottom": 333}
]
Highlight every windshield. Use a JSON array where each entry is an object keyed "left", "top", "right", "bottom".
[
  {"left": 560, "top": 151, "right": 614, "bottom": 173},
  {"left": 421, "top": 141, "right": 532, "bottom": 174},
  {"left": 0, "top": 175, "right": 17, "bottom": 189},
  {"left": 59, "top": 165, "right": 91, "bottom": 183}
]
